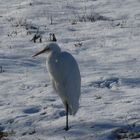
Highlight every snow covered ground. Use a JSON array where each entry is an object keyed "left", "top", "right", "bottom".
[{"left": 0, "top": 0, "right": 140, "bottom": 139}]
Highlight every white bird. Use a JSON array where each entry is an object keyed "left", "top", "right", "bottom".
[{"left": 33, "top": 42, "right": 81, "bottom": 130}]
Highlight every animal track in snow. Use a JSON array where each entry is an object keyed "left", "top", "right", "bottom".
[
  {"left": 23, "top": 106, "right": 41, "bottom": 114},
  {"left": 53, "top": 110, "right": 66, "bottom": 119},
  {"left": 89, "top": 77, "right": 120, "bottom": 89}
]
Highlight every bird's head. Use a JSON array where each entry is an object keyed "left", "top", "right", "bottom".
[{"left": 32, "top": 42, "right": 61, "bottom": 57}]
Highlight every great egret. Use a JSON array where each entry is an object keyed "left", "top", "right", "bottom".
[{"left": 33, "top": 42, "right": 81, "bottom": 130}]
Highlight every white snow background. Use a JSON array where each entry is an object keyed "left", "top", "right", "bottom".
[{"left": 0, "top": 0, "right": 140, "bottom": 139}]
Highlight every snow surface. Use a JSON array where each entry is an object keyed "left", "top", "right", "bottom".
[{"left": 0, "top": 0, "right": 140, "bottom": 139}]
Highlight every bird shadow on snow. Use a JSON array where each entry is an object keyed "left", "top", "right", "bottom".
[{"left": 39, "top": 120, "right": 140, "bottom": 139}]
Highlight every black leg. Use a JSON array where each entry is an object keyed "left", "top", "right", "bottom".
[{"left": 65, "top": 103, "right": 69, "bottom": 131}]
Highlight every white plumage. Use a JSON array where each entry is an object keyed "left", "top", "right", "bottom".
[{"left": 33, "top": 42, "right": 81, "bottom": 130}]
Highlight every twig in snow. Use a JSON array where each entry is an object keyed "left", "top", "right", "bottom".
[
  {"left": 31, "top": 34, "right": 42, "bottom": 43},
  {"left": 0, "top": 66, "right": 3, "bottom": 73},
  {"left": 49, "top": 33, "right": 57, "bottom": 42}
]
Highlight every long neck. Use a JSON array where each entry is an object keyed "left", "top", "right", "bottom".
[
  {"left": 47, "top": 51, "right": 60, "bottom": 82},
  {"left": 47, "top": 51, "right": 59, "bottom": 60}
]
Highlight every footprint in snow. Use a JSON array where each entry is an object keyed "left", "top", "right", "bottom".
[
  {"left": 23, "top": 106, "right": 41, "bottom": 114},
  {"left": 53, "top": 110, "right": 66, "bottom": 119},
  {"left": 42, "top": 98, "right": 56, "bottom": 103},
  {"left": 0, "top": 125, "right": 5, "bottom": 131},
  {"left": 89, "top": 77, "right": 120, "bottom": 89},
  {"left": 47, "top": 98, "right": 56, "bottom": 102}
]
